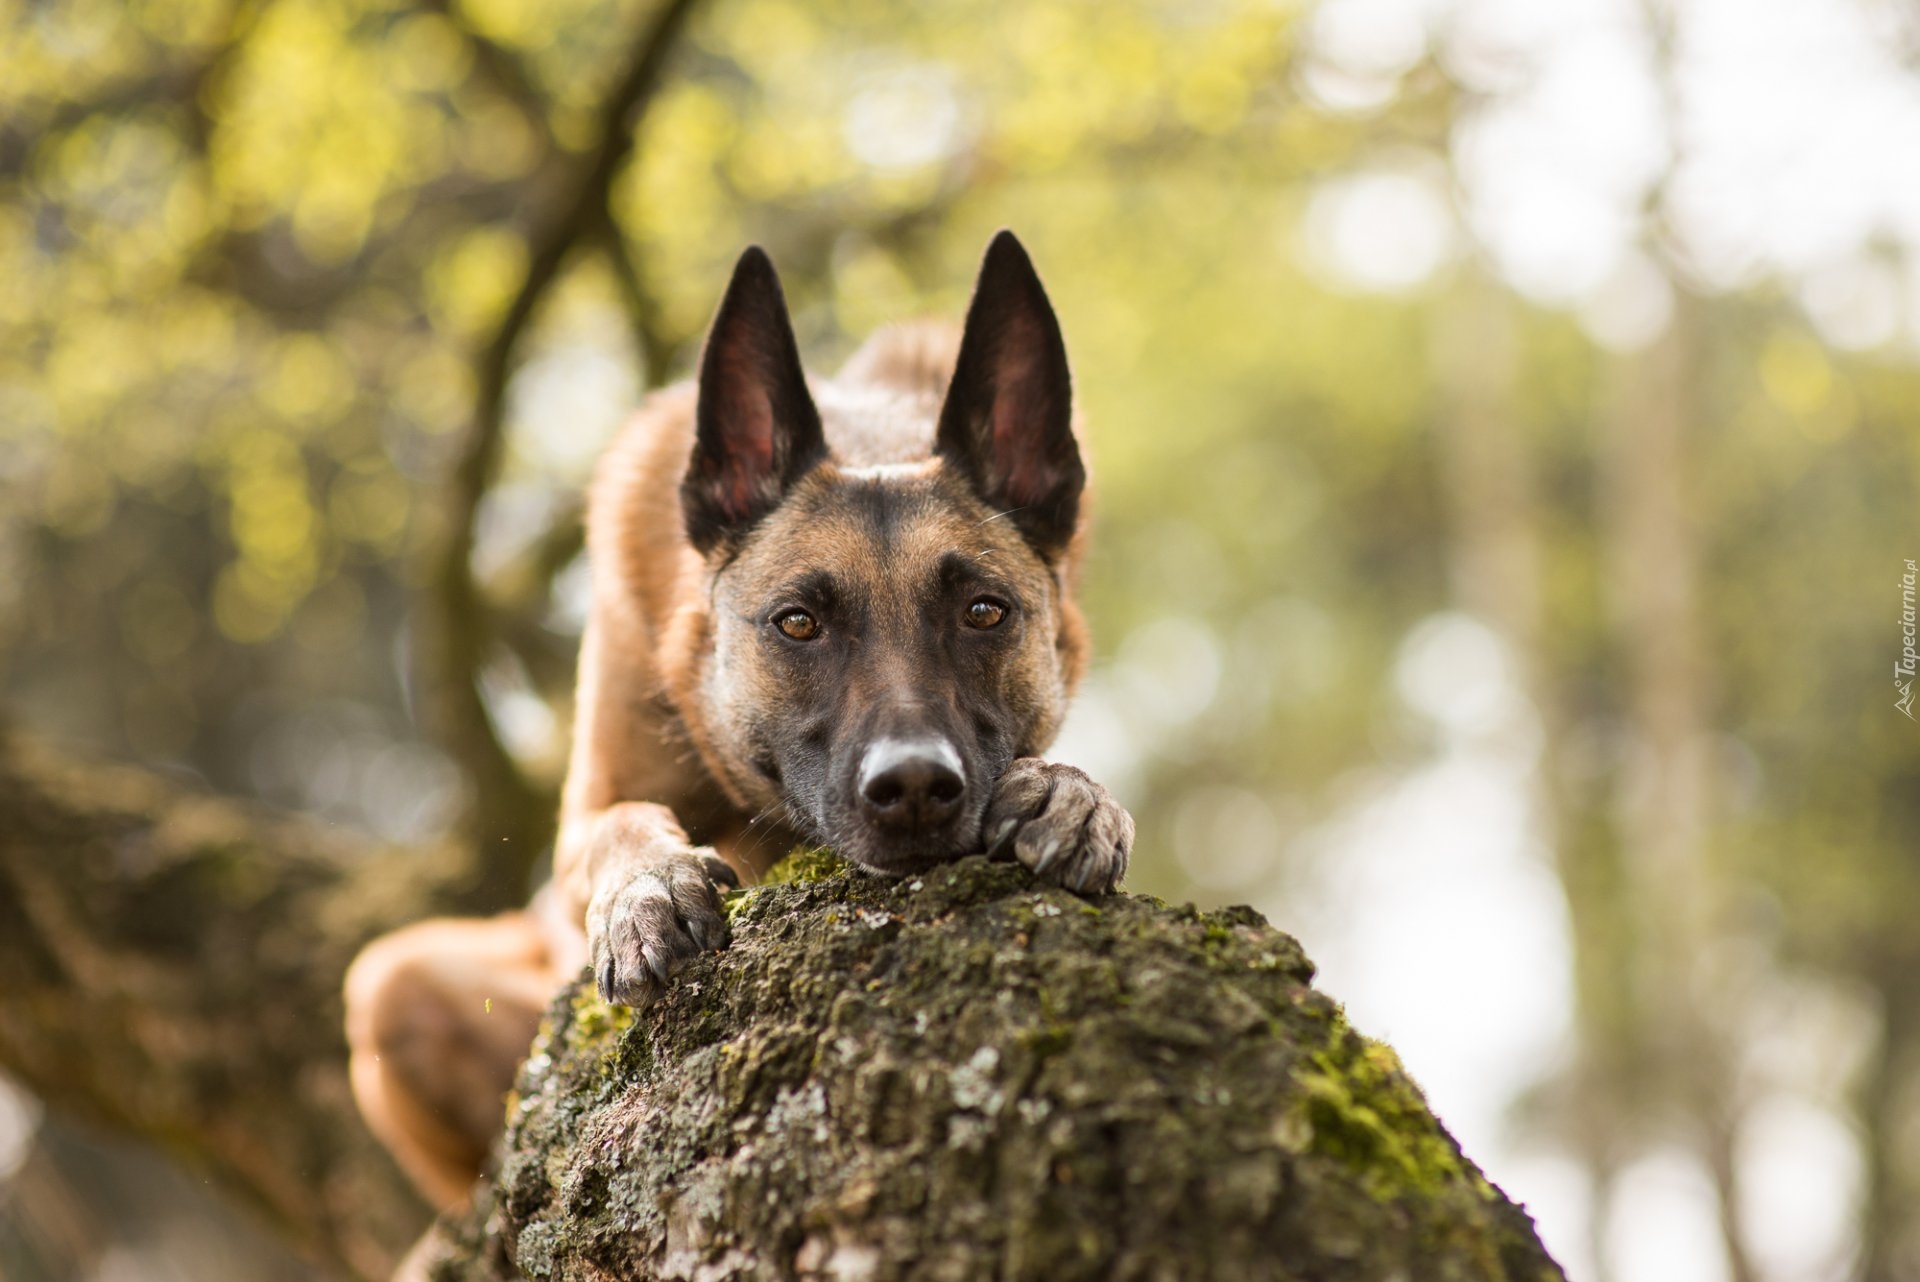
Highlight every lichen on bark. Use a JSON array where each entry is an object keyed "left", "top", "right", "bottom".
[{"left": 432, "top": 855, "right": 1565, "bottom": 1282}]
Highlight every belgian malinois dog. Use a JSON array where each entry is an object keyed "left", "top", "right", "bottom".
[{"left": 345, "top": 230, "right": 1133, "bottom": 1210}]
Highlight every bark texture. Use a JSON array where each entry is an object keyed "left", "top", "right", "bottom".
[
  {"left": 431, "top": 853, "right": 1565, "bottom": 1282},
  {"left": 0, "top": 737, "right": 498, "bottom": 1280}
]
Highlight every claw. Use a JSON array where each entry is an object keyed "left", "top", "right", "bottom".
[
  {"left": 589, "top": 850, "right": 740, "bottom": 1008},
  {"left": 641, "top": 948, "right": 672, "bottom": 990}
]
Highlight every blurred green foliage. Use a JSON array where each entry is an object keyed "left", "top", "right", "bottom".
[{"left": 2, "top": 0, "right": 1918, "bottom": 1278}]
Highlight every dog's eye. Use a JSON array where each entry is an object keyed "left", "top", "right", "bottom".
[
  {"left": 964, "top": 598, "right": 1008, "bottom": 630},
  {"left": 774, "top": 610, "right": 819, "bottom": 641}
]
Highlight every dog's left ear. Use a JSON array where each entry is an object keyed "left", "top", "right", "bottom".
[
  {"left": 935, "top": 230, "right": 1085, "bottom": 559},
  {"left": 684, "top": 246, "right": 828, "bottom": 554}
]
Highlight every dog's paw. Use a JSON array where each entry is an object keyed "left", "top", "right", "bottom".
[
  {"left": 983, "top": 759, "right": 1132, "bottom": 895},
  {"left": 588, "top": 850, "right": 739, "bottom": 1008}
]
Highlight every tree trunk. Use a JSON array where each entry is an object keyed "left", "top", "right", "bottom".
[
  {"left": 426, "top": 855, "right": 1566, "bottom": 1282},
  {"left": 0, "top": 736, "right": 516, "bottom": 1281}
]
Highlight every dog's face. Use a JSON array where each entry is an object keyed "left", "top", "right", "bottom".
[{"left": 678, "top": 234, "right": 1088, "bottom": 875}]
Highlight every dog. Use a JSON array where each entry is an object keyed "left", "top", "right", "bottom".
[{"left": 344, "top": 230, "right": 1134, "bottom": 1210}]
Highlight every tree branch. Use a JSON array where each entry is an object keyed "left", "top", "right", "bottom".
[
  {"left": 425, "top": 856, "right": 1568, "bottom": 1281},
  {"left": 419, "top": 0, "right": 704, "bottom": 886},
  {"left": 0, "top": 0, "right": 267, "bottom": 177},
  {"left": 0, "top": 68, "right": 201, "bottom": 179},
  {"left": 414, "top": 0, "right": 556, "bottom": 151},
  {"left": 595, "top": 210, "right": 677, "bottom": 385},
  {"left": 0, "top": 737, "right": 515, "bottom": 1280}
]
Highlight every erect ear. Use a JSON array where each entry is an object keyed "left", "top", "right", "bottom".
[
  {"left": 934, "top": 230, "right": 1085, "bottom": 558},
  {"left": 682, "top": 246, "right": 828, "bottom": 554}
]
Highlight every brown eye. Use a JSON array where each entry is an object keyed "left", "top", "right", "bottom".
[
  {"left": 775, "top": 610, "right": 819, "bottom": 641},
  {"left": 965, "top": 598, "right": 1008, "bottom": 630}
]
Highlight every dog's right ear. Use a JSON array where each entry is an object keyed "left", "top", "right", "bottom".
[{"left": 683, "top": 247, "right": 827, "bottom": 555}]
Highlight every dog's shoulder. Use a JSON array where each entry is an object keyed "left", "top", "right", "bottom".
[{"left": 586, "top": 381, "right": 702, "bottom": 626}]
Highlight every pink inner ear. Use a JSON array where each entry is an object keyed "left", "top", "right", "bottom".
[
  {"left": 716, "top": 378, "right": 776, "bottom": 521},
  {"left": 988, "top": 320, "right": 1056, "bottom": 509}
]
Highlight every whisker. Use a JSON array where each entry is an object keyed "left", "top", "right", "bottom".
[{"left": 732, "top": 798, "right": 797, "bottom": 869}]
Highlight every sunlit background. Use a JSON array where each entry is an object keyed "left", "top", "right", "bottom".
[{"left": 3, "top": 0, "right": 1919, "bottom": 1278}]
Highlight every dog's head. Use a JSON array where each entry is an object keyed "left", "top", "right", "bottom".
[{"left": 678, "top": 232, "right": 1089, "bottom": 876}]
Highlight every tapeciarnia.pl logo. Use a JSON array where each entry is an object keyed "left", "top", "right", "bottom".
[{"left": 1900, "top": 559, "right": 1917, "bottom": 721}]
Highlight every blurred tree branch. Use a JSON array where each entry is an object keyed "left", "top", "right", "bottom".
[
  {"left": 483, "top": 504, "right": 590, "bottom": 704},
  {"left": 596, "top": 211, "right": 677, "bottom": 383},
  {"left": 420, "top": 0, "right": 703, "bottom": 889},
  {"left": 0, "top": 68, "right": 203, "bottom": 179},
  {"left": 0, "top": 0, "right": 265, "bottom": 177},
  {"left": 1859, "top": 951, "right": 1920, "bottom": 1282},
  {"left": 416, "top": 0, "right": 556, "bottom": 151},
  {"left": 0, "top": 736, "right": 519, "bottom": 1281}
]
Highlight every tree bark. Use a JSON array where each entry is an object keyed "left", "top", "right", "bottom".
[
  {"left": 0, "top": 736, "right": 514, "bottom": 1281},
  {"left": 426, "top": 855, "right": 1566, "bottom": 1282}
]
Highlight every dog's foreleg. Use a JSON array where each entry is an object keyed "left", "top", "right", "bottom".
[{"left": 554, "top": 802, "right": 740, "bottom": 1008}]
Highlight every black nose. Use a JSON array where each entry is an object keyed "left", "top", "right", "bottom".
[{"left": 858, "top": 738, "right": 966, "bottom": 830}]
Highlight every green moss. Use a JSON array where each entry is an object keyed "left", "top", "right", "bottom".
[
  {"left": 1296, "top": 1018, "right": 1464, "bottom": 1201},
  {"left": 760, "top": 845, "right": 847, "bottom": 886},
  {"left": 1017, "top": 1024, "right": 1073, "bottom": 1058},
  {"left": 565, "top": 987, "right": 634, "bottom": 1057}
]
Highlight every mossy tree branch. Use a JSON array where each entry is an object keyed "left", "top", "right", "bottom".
[
  {"left": 0, "top": 737, "right": 515, "bottom": 1281},
  {"left": 427, "top": 855, "right": 1567, "bottom": 1282}
]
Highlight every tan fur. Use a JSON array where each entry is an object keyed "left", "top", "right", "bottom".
[{"left": 343, "top": 911, "right": 551, "bottom": 1208}]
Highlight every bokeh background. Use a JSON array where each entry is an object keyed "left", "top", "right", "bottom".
[{"left": 3, "top": 0, "right": 1919, "bottom": 1277}]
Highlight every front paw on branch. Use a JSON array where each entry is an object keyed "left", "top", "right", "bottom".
[
  {"left": 588, "top": 851, "right": 739, "bottom": 1007},
  {"left": 983, "top": 759, "right": 1132, "bottom": 895}
]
